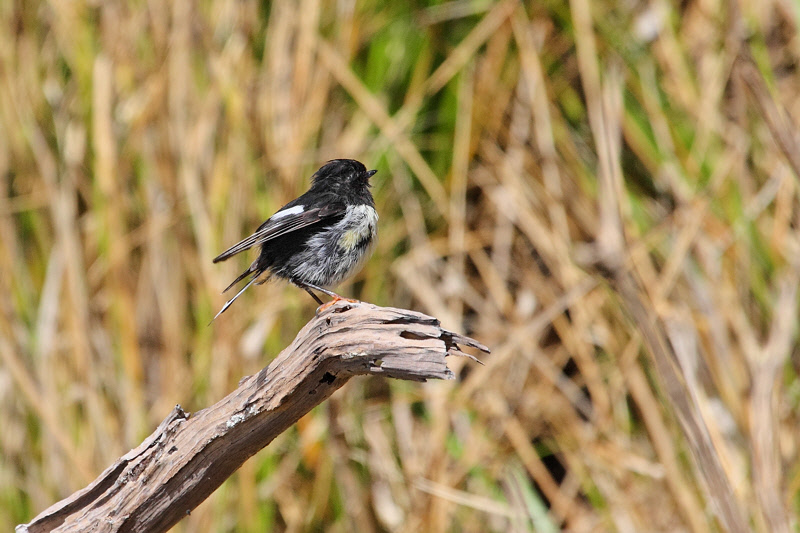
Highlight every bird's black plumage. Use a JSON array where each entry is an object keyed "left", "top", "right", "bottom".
[{"left": 212, "top": 159, "right": 378, "bottom": 319}]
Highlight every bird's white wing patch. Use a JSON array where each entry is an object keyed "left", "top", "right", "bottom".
[{"left": 271, "top": 205, "right": 304, "bottom": 220}]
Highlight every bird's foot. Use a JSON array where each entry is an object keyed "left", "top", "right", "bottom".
[{"left": 316, "top": 295, "right": 359, "bottom": 315}]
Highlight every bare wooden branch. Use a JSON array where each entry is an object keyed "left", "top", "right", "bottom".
[{"left": 17, "top": 302, "right": 488, "bottom": 533}]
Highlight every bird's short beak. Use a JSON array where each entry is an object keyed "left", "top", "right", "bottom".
[{"left": 366, "top": 169, "right": 377, "bottom": 178}]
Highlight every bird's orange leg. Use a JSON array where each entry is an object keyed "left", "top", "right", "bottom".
[
  {"left": 316, "top": 293, "right": 359, "bottom": 314},
  {"left": 297, "top": 281, "right": 359, "bottom": 314}
]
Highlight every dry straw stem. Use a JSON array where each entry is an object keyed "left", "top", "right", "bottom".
[
  {"left": 589, "top": 71, "right": 752, "bottom": 533},
  {"left": 583, "top": 27, "right": 779, "bottom": 533},
  {"left": 17, "top": 301, "right": 487, "bottom": 533}
]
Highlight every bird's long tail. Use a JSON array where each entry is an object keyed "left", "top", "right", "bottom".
[
  {"left": 222, "top": 264, "right": 256, "bottom": 293},
  {"left": 211, "top": 265, "right": 262, "bottom": 322}
]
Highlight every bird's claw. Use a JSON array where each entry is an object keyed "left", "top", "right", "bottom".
[{"left": 316, "top": 296, "right": 359, "bottom": 316}]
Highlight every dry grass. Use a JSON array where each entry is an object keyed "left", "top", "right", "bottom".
[{"left": 2, "top": 0, "right": 800, "bottom": 531}]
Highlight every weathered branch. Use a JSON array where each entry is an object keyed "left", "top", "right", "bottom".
[{"left": 17, "top": 302, "right": 488, "bottom": 533}]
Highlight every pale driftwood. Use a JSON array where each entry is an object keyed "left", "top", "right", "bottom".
[{"left": 17, "top": 301, "right": 487, "bottom": 533}]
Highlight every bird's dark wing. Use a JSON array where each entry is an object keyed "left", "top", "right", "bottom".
[{"left": 213, "top": 203, "right": 343, "bottom": 263}]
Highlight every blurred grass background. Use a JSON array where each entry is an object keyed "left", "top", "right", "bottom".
[{"left": 2, "top": 0, "right": 800, "bottom": 531}]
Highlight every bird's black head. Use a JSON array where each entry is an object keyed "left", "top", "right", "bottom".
[{"left": 310, "top": 159, "right": 377, "bottom": 194}]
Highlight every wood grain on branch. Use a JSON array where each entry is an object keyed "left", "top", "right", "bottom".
[{"left": 17, "top": 301, "right": 488, "bottom": 533}]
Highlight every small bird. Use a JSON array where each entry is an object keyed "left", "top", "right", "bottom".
[{"left": 212, "top": 159, "right": 378, "bottom": 320}]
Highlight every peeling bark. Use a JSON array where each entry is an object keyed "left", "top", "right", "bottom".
[{"left": 17, "top": 301, "right": 487, "bottom": 533}]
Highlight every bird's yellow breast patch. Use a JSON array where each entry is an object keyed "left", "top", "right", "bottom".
[
  {"left": 339, "top": 229, "right": 361, "bottom": 251},
  {"left": 337, "top": 205, "right": 378, "bottom": 251}
]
